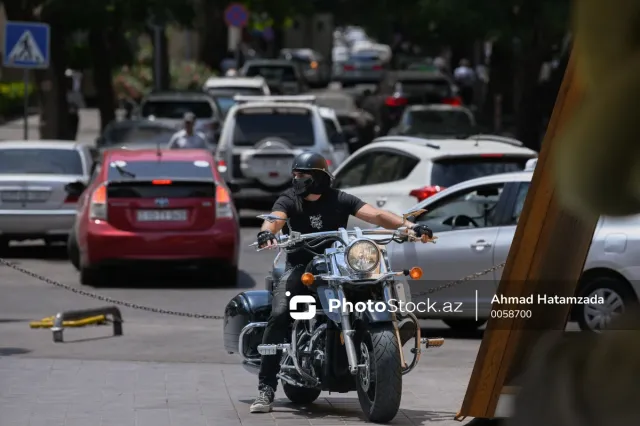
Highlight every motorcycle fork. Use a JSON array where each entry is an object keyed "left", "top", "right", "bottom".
[
  {"left": 382, "top": 282, "right": 407, "bottom": 369},
  {"left": 335, "top": 285, "right": 360, "bottom": 375}
]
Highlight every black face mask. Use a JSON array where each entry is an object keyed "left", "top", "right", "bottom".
[{"left": 292, "top": 176, "right": 314, "bottom": 197}]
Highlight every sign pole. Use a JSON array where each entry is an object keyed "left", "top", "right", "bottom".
[
  {"left": 224, "top": 3, "right": 249, "bottom": 71},
  {"left": 23, "top": 69, "right": 29, "bottom": 139}
]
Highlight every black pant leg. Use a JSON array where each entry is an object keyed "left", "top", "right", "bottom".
[{"left": 258, "top": 264, "right": 307, "bottom": 390}]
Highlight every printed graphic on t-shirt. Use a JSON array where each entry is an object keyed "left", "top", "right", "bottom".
[{"left": 309, "top": 214, "right": 323, "bottom": 230}]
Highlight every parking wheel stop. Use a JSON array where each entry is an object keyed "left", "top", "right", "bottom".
[{"left": 40, "top": 306, "right": 123, "bottom": 343}]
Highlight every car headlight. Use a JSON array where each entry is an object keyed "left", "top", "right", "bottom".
[{"left": 346, "top": 240, "right": 380, "bottom": 272}]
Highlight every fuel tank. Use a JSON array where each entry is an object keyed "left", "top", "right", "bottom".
[{"left": 223, "top": 290, "right": 272, "bottom": 356}]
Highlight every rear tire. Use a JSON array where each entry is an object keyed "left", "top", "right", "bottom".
[
  {"left": 67, "top": 233, "right": 80, "bottom": 271},
  {"left": 356, "top": 324, "right": 402, "bottom": 423},
  {"left": 282, "top": 382, "right": 321, "bottom": 404},
  {"left": 442, "top": 319, "right": 486, "bottom": 332},
  {"left": 80, "top": 265, "right": 103, "bottom": 286}
]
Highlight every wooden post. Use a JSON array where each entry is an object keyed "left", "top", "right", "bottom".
[{"left": 456, "top": 48, "right": 597, "bottom": 421}]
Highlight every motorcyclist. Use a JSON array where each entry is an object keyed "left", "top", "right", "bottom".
[{"left": 250, "top": 151, "right": 433, "bottom": 413}]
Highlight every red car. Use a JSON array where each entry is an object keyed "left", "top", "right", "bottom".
[{"left": 68, "top": 149, "right": 240, "bottom": 286}]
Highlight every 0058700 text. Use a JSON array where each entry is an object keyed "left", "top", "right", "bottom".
[{"left": 490, "top": 309, "right": 532, "bottom": 319}]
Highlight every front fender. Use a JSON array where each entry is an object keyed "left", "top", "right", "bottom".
[{"left": 356, "top": 309, "right": 393, "bottom": 323}]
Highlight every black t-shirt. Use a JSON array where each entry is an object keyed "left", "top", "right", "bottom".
[{"left": 272, "top": 188, "right": 366, "bottom": 266}]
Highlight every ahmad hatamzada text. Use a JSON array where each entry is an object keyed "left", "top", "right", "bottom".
[{"left": 491, "top": 294, "right": 605, "bottom": 305}]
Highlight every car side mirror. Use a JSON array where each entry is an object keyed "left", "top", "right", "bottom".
[{"left": 65, "top": 181, "right": 87, "bottom": 197}]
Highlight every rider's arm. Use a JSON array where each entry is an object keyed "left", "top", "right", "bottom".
[
  {"left": 355, "top": 204, "right": 414, "bottom": 229},
  {"left": 260, "top": 211, "right": 288, "bottom": 234}
]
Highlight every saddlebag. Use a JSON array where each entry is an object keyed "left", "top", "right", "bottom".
[{"left": 223, "top": 290, "right": 272, "bottom": 357}]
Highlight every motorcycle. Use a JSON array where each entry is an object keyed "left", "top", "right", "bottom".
[{"left": 223, "top": 213, "right": 444, "bottom": 423}]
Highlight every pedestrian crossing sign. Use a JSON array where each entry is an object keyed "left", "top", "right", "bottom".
[{"left": 3, "top": 21, "right": 50, "bottom": 69}]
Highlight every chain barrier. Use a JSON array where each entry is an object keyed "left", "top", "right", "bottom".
[{"left": 0, "top": 257, "right": 505, "bottom": 320}]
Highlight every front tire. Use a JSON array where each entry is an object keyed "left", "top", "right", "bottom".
[
  {"left": 356, "top": 324, "right": 402, "bottom": 423},
  {"left": 282, "top": 382, "right": 321, "bottom": 404},
  {"left": 67, "top": 232, "right": 80, "bottom": 271}
]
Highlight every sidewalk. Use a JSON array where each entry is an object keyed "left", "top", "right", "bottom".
[{"left": 0, "top": 357, "right": 471, "bottom": 426}]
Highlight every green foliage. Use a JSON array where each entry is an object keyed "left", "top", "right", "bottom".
[
  {"left": 0, "top": 82, "right": 35, "bottom": 116},
  {"left": 171, "top": 61, "right": 215, "bottom": 90}
]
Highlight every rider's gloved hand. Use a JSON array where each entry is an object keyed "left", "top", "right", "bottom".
[
  {"left": 257, "top": 230, "right": 278, "bottom": 249},
  {"left": 412, "top": 224, "right": 433, "bottom": 242}
]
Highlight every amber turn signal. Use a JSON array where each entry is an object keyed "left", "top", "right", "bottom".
[
  {"left": 301, "top": 272, "right": 315, "bottom": 286},
  {"left": 409, "top": 267, "right": 423, "bottom": 280}
]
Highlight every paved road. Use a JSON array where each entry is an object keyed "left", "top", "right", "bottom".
[{"left": 0, "top": 109, "right": 483, "bottom": 425}]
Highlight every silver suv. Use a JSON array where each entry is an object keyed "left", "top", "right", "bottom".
[{"left": 214, "top": 95, "right": 344, "bottom": 211}]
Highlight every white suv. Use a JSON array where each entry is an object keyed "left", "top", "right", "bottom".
[
  {"left": 332, "top": 134, "right": 538, "bottom": 228},
  {"left": 214, "top": 95, "right": 348, "bottom": 211}
]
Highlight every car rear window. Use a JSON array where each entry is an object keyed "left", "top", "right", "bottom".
[
  {"left": 106, "top": 160, "right": 213, "bottom": 180},
  {"left": 233, "top": 109, "right": 314, "bottom": 146},
  {"left": 245, "top": 66, "right": 297, "bottom": 82},
  {"left": 141, "top": 100, "right": 213, "bottom": 119},
  {"left": 430, "top": 157, "right": 529, "bottom": 187},
  {"left": 104, "top": 124, "right": 175, "bottom": 146},
  {"left": 398, "top": 79, "right": 451, "bottom": 96},
  {"left": 404, "top": 110, "right": 475, "bottom": 136},
  {"left": 206, "top": 87, "right": 263, "bottom": 96},
  {"left": 0, "top": 148, "right": 83, "bottom": 175},
  {"left": 351, "top": 52, "right": 381, "bottom": 62}
]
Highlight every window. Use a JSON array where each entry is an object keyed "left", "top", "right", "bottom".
[
  {"left": 362, "top": 152, "right": 418, "bottom": 185},
  {"left": 333, "top": 153, "right": 372, "bottom": 189},
  {"left": 510, "top": 182, "right": 530, "bottom": 224},
  {"left": 0, "top": 148, "right": 83, "bottom": 175},
  {"left": 245, "top": 66, "right": 297, "bottom": 82},
  {"left": 402, "top": 110, "right": 475, "bottom": 136},
  {"left": 430, "top": 156, "right": 529, "bottom": 187},
  {"left": 106, "top": 161, "right": 213, "bottom": 180},
  {"left": 141, "top": 100, "right": 214, "bottom": 119},
  {"left": 417, "top": 183, "right": 505, "bottom": 231},
  {"left": 233, "top": 109, "right": 314, "bottom": 146}
]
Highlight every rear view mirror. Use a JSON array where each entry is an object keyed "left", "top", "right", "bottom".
[
  {"left": 403, "top": 209, "right": 427, "bottom": 223},
  {"left": 257, "top": 214, "right": 287, "bottom": 223},
  {"left": 65, "top": 181, "right": 86, "bottom": 197}
]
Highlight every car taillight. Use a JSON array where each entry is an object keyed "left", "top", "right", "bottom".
[
  {"left": 217, "top": 159, "right": 228, "bottom": 173},
  {"left": 215, "top": 185, "right": 233, "bottom": 219},
  {"left": 372, "top": 65, "right": 382, "bottom": 70},
  {"left": 443, "top": 96, "right": 463, "bottom": 106},
  {"left": 385, "top": 96, "right": 408, "bottom": 107},
  {"left": 343, "top": 65, "right": 355, "bottom": 71},
  {"left": 409, "top": 185, "right": 445, "bottom": 202},
  {"left": 89, "top": 184, "right": 108, "bottom": 221},
  {"left": 152, "top": 179, "right": 172, "bottom": 185}
]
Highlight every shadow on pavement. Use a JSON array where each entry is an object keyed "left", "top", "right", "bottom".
[
  {"left": 88, "top": 268, "right": 256, "bottom": 290},
  {"left": 1, "top": 243, "right": 69, "bottom": 262},
  {"left": 237, "top": 397, "right": 456, "bottom": 422},
  {"left": 421, "top": 326, "right": 484, "bottom": 340},
  {"left": 240, "top": 216, "right": 263, "bottom": 228},
  {"left": 0, "top": 347, "right": 32, "bottom": 356}
]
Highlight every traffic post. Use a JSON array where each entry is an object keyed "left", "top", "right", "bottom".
[
  {"left": 3, "top": 21, "right": 50, "bottom": 140},
  {"left": 224, "top": 3, "right": 249, "bottom": 69}
]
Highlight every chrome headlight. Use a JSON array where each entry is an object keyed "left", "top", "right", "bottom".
[{"left": 345, "top": 240, "right": 380, "bottom": 272}]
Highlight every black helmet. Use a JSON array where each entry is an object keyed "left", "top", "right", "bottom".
[{"left": 291, "top": 151, "right": 333, "bottom": 179}]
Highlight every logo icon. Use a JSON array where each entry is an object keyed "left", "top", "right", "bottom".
[
  {"left": 286, "top": 291, "right": 316, "bottom": 320},
  {"left": 154, "top": 198, "right": 169, "bottom": 207}
]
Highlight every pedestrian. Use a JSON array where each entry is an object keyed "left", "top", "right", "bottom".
[
  {"left": 453, "top": 59, "right": 476, "bottom": 105},
  {"left": 167, "top": 112, "right": 208, "bottom": 149},
  {"left": 65, "top": 69, "right": 85, "bottom": 140}
]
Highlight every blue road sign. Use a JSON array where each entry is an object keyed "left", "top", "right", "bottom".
[
  {"left": 224, "top": 3, "right": 249, "bottom": 28},
  {"left": 3, "top": 21, "right": 50, "bottom": 69}
]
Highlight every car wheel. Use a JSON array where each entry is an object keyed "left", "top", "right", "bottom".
[
  {"left": 442, "top": 319, "right": 487, "bottom": 331},
  {"left": 67, "top": 233, "right": 80, "bottom": 271},
  {"left": 575, "top": 275, "right": 636, "bottom": 332}
]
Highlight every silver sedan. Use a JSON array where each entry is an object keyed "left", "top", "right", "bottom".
[
  {"left": 0, "top": 141, "right": 93, "bottom": 248},
  {"left": 389, "top": 168, "right": 640, "bottom": 332}
]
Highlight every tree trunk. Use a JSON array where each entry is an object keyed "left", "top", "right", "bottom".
[
  {"left": 89, "top": 28, "right": 116, "bottom": 131},
  {"left": 148, "top": 27, "right": 171, "bottom": 90},
  {"left": 38, "top": 23, "right": 70, "bottom": 139},
  {"left": 197, "top": 0, "right": 228, "bottom": 70}
]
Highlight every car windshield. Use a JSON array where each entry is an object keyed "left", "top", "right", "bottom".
[
  {"left": 103, "top": 123, "right": 176, "bottom": 146},
  {"left": 398, "top": 79, "right": 451, "bottom": 96},
  {"left": 141, "top": 100, "right": 213, "bottom": 119},
  {"left": 402, "top": 110, "right": 475, "bottom": 136},
  {"left": 0, "top": 148, "right": 83, "bottom": 175},
  {"left": 316, "top": 96, "right": 356, "bottom": 111},
  {"left": 245, "top": 65, "right": 297, "bottom": 82},
  {"left": 107, "top": 160, "right": 213, "bottom": 180},
  {"left": 430, "top": 157, "right": 529, "bottom": 187},
  {"left": 233, "top": 109, "right": 314, "bottom": 146}
]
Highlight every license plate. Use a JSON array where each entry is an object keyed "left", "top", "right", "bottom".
[
  {"left": 136, "top": 209, "right": 187, "bottom": 222},
  {"left": 1, "top": 191, "right": 49, "bottom": 202}
]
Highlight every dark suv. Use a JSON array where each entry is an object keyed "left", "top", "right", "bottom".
[
  {"left": 239, "top": 59, "right": 307, "bottom": 95},
  {"left": 375, "top": 71, "right": 462, "bottom": 134}
]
